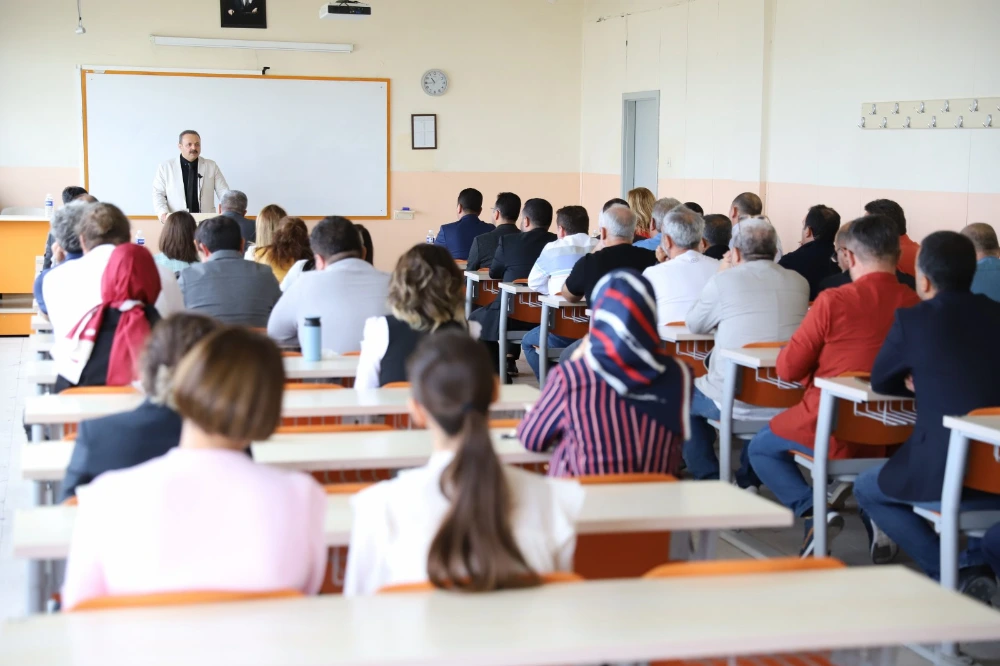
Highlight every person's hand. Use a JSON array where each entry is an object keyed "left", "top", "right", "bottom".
[
  {"left": 51, "top": 241, "right": 65, "bottom": 266},
  {"left": 570, "top": 336, "right": 590, "bottom": 361},
  {"left": 904, "top": 374, "right": 915, "bottom": 393},
  {"left": 655, "top": 245, "right": 667, "bottom": 263},
  {"left": 717, "top": 251, "right": 733, "bottom": 272},
  {"left": 228, "top": 8, "right": 234, "bottom": 14},
  {"left": 159, "top": 212, "right": 167, "bottom": 224}
]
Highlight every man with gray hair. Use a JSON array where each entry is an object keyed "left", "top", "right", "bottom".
[
  {"left": 684, "top": 215, "right": 809, "bottom": 487},
  {"left": 961, "top": 222, "right": 1000, "bottom": 301},
  {"left": 218, "top": 189, "right": 255, "bottom": 244},
  {"left": 635, "top": 197, "right": 682, "bottom": 251},
  {"left": 33, "top": 200, "right": 95, "bottom": 315},
  {"left": 728, "top": 191, "right": 783, "bottom": 260},
  {"left": 642, "top": 206, "right": 719, "bottom": 326}
]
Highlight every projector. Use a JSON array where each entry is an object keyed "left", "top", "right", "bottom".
[{"left": 320, "top": 1, "right": 371, "bottom": 19}]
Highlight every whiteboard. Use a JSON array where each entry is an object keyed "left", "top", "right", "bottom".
[{"left": 83, "top": 71, "right": 389, "bottom": 217}]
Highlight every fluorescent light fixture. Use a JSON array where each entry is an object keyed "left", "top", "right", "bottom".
[{"left": 151, "top": 35, "right": 353, "bottom": 54}]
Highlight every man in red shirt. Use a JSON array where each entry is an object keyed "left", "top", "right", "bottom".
[
  {"left": 747, "top": 214, "right": 920, "bottom": 556},
  {"left": 865, "top": 199, "right": 919, "bottom": 276}
]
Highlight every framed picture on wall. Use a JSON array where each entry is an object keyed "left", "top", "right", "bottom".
[
  {"left": 221, "top": 0, "right": 267, "bottom": 29},
  {"left": 411, "top": 114, "right": 437, "bottom": 150}
]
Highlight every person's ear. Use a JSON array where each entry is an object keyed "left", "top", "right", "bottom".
[
  {"left": 600, "top": 227, "right": 609, "bottom": 241},
  {"left": 456, "top": 204, "right": 463, "bottom": 217},
  {"left": 731, "top": 247, "right": 742, "bottom": 264},
  {"left": 78, "top": 234, "right": 88, "bottom": 253},
  {"left": 699, "top": 238, "right": 708, "bottom": 252},
  {"left": 522, "top": 216, "right": 531, "bottom": 231},
  {"left": 360, "top": 246, "right": 368, "bottom": 261},
  {"left": 407, "top": 397, "right": 428, "bottom": 429},
  {"left": 217, "top": 204, "right": 222, "bottom": 214},
  {"left": 314, "top": 253, "right": 327, "bottom": 271}
]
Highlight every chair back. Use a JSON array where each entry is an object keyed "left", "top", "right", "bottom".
[
  {"left": 281, "top": 383, "right": 344, "bottom": 427},
  {"left": 964, "top": 407, "right": 1000, "bottom": 495},
  {"left": 643, "top": 556, "right": 844, "bottom": 579},
  {"left": 830, "top": 372, "right": 913, "bottom": 447},
  {"left": 324, "top": 482, "right": 375, "bottom": 494},
  {"left": 473, "top": 276, "right": 500, "bottom": 308},
  {"left": 70, "top": 589, "right": 302, "bottom": 612},
  {"left": 377, "top": 572, "right": 583, "bottom": 594},
  {"left": 578, "top": 473, "right": 675, "bottom": 485},
  {"left": 549, "top": 304, "right": 590, "bottom": 340},
  {"left": 734, "top": 342, "right": 804, "bottom": 408},
  {"left": 281, "top": 350, "right": 302, "bottom": 358},
  {"left": 507, "top": 285, "right": 543, "bottom": 325}
]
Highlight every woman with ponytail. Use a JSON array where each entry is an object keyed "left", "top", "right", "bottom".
[{"left": 343, "top": 331, "right": 583, "bottom": 595}]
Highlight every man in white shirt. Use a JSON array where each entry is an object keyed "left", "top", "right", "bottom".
[
  {"left": 728, "top": 192, "right": 783, "bottom": 260},
  {"left": 521, "top": 206, "right": 596, "bottom": 379},
  {"left": 44, "top": 203, "right": 184, "bottom": 363},
  {"left": 684, "top": 217, "right": 808, "bottom": 487},
  {"left": 642, "top": 205, "right": 718, "bottom": 327},
  {"left": 152, "top": 130, "right": 229, "bottom": 223}
]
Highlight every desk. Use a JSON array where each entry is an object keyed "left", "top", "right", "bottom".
[
  {"left": 537, "top": 294, "right": 589, "bottom": 387},
  {"left": 29, "top": 333, "right": 53, "bottom": 359},
  {"left": 810, "top": 376, "right": 914, "bottom": 557},
  {"left": 30, "top": 315, "right": 52, "bottom": 333},
  {"left": 497, "top": 282, "right": 537, "bottom": 384},
  {"left": 463, "top": 269, "right": 497, "bottom": 320},
  {"left": 660, "top": 325, "right": 714, "bottom": 378},
  {"left": 5, "top": 567, "right": 1000, "bottom": 666}
]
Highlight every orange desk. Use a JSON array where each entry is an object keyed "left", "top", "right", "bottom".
[{"left": 0, "top": 216, "right": 48, "bottom": 335}]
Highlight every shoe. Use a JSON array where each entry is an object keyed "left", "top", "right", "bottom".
[
  {"left": 506, "top": 358, "right": 519, "bottom": 377},
  {"left": 867, "top": 520, "right": 898, "bottom": 565},
  {"left": 958, "top": 567, "right": 998, "bottom": 606},
  {"left": 800, "top": 511, "right": 844, "bottom": 558},
  {"left": 740, "top": 484, "right": 759, "bottom": 495},
  {"left": 827, "top": 482, "right": 853, "bottom": 510}
]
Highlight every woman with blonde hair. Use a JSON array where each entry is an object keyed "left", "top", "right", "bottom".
[
  {"left": 627, "top": 187, "right": 656, "bottom": 240},
  {"left": 244, "top": 203, "right": 288, "bottom": 260},
  {"left": 355, "top": 243, "right": 478, "bottom": 389},
  {"left": 61, "top": 328, "right": 327, "bottom": 610},
  {"left": 252, "top": 216, "right": 312, "bottom": 283}
]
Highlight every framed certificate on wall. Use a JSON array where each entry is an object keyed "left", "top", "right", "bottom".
[{"left": 411, "top": 114, "right": 437, "bottom": 150}]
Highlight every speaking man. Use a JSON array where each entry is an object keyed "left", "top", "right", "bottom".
[{"left": 152, "top": 130, "right": 229, "bottom": 223}]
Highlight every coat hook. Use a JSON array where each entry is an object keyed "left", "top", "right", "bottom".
[
  {"left": 929, "top": 115, "right": 937, "bottom": 128},
  {"left": 892, "top": 103, "right": 899, "bottom": 114},
  {"left": 985, "top": 114, "right": 993, "bottom": 128},
  {"left": 902, "top": 116, "right": 911, "bottom": 128},
  {"left": 916, "top": 101, "right": 925, "bottom": 114},
  {"left": 879, "top": 117, "right": 888, "bottom": 128},
  {"left": 955, "top": 115, "right": 964, "bottom": 128},
  {"left": 858, "top": 117, "right": 866, "bottom": 128},
  {"left": 942, "top": 100, "right": 950, "bottom": 112},
  {"left": 970, "top": 99, "right": 978, "bottom": 112}
]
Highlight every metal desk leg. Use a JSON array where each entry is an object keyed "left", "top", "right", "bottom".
[
  {"left": 27, "top": 481, "right": 48, "bottom": 614},
  {"left": 812, "top": 390, "right": 837, "bottom": 557},
  {"left": 940, "top": 429, "right": 969, "bottom": 657},
  {"left": 538, "top": 303, "right": 551, "bottom": 387},
  {"left": 718, "top": 359, "right": 739, "bottom": 484},
  {"left": 498, "top": 290, "right": 510, "bottom": 384},
  {"left": 695, "top": 530, "right": 718, "bottom": 560},
  {"left": 464, "top": 276, "right": 475, "bottom": 320}
]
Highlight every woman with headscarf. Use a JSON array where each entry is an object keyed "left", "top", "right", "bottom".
[
  {"left": 517, "top": 269, "right": 692, "bottom": 477},
  {"left": 55, "top": 243, "right": 163, "bottom": 391}
]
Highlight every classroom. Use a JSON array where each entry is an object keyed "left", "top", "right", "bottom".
[{"left": 2, "top": 0, "right": 1000, "bottom": 664}]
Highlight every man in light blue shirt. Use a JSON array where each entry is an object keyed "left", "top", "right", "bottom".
[
  {"left": 962, "top": 223, "right": 1000, "bottom": 302},
  {"left": 634, "top": 197, "right": 681, "bottom": 251}
]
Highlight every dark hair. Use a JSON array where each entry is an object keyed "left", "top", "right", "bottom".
[
  {"left": 494, "top": 192, "right": 521, "bottom": 222},
  {"left": 310, "top": 216, "right": 362, "bottom": 260},
  {"left": 917, "top": 231, "right": 977, "bottom": 292},
  {"left": 389, "top": 244, "right": 464, "bottom": 331},
  {"left": 864, "top": 199, "right": 906, "bottom": 235},
  {"left": 61, "top": 186, "right": 88, "bottom": 205},
  {"left": 355, "top": 223, "right": 375, "bottom": 265},
  {"left": 262, "top": 217, "right": 312, "bottom": 269},
  {"left": 159, "top": 211, "right": 199, "bottom": 263},
  {"left": 457, "top": 188, "right": 484, "bottom": 214},
  {"left": 79, "top": 203, "right": 131, "bottom": 249},
  {"left": 962, "top": 223, "right": 1000, "bottom": 254},
  {"left": 139, "top": 313, "right": 221, "bottom": 399},
  {"left": 603, "top": 198, "right": 629, "bottom": 212},
  {"left": 842, "top": 214, "right": 900, "bottom": 263},
  {"left": 556, "top": 206, "right": 590, "bottom": 236},
  {"left": 194, "top": 216, "right": 243, "bottom": 253},
  {"left": 804, "top": 205, "right": 841, "bottom": 242},
  {"left": 410, "top": 331, "right": 539, "bottom": 592},
  {"left": 178, "top": 130, "right": 200, "bottom": 143},
  {"left": 731, "top": 192, "right": 763, "bottom": 218},
  {"left": 703, "top": 214, "right": 733, "bottom": 247},
  {"left": 683, "top": 201, "right": 704, "bottom": 215},
  {"left": 521, "top": 198, "right": 553, "bottom": 229}
]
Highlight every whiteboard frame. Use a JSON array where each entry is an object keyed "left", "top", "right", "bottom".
[{"left": 80, "top": 68, "right": 391, "bottom": 220}]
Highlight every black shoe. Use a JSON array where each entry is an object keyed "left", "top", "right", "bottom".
[
  {"left": 958, "top": 566, "right": 998, "bottom": 605},
  {"left": 867, "top": 519, "right": 898, "bottom": 565},
  {"left": 800, "top": 511, "right": 844, "bottom": 558},
  {"left": 506, "top": 358, "right": 519, "bottom": 378}
]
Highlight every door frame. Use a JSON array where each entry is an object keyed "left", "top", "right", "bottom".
[{"left": 621, "top": 90, "right": 661, "bottom": 198}]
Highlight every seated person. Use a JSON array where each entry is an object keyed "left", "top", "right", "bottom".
[
  {"left": 356, "top": 244, "right": 478, "bottom": 389},
  {"left": 253, "top": 216, "right": 313, "bottom": 283},
  {"left": 179, "top": 215, "right": 281, "bottom": 328},
  {"left": 343, "top": 330, "right": 583, "bottom": 595},
  {"left": 269, "top": 216, "right": 389, "bottom": 353},
  {"left": 466, "top": 192, "right": 521, "bottom": 270},
  {"left": 42, "top": 186, "right": 91, "bottom": 270},
  {"left": 643, "top": 205, "right": 719, "bottom": 327},
  {"left": 155, "top": 211, "right": 199, "bottom": 275},
  {"left": 522, "top": 205, "right": 597, "bottom": 378},
  {"left": 984, "top": 523, "right": 1000, "bottom": 582},
  {"left": 683, "top": 202, "right": 704, "bottom": 215},
  {"left": 434, "top": 188, "right": 494, "bottom": 260},
  {"left": 627, "top": 187, "right": 656, "bottom": 240},
  {"left": 865, "top": 198, "right": 918, "bottom": 276},
  {"left": 702, "top": 213, "right": 732, "bottom": 260},
  {"left": 748, "top": 214, "right": 920, "bottom": 556},
  {"left": 961, "top": 222, "right": 1000, "bottom": 302},
  {"left": 56, "top": 244, "right": 162, "bottom": 392},
  {"left": 518, "top": 270, "right": 690, "bottom": 477},
  {"left": 817, "top": 222, "right": 916, "bottom": 293},
  {"left": 470, "top": 198, "right": 557, "bottom": 375},
  {"left": 218, "top": 189, "right": 255, "bottom": 244},
  {"left": 729, "top": 192, "right": 783, "bottom": 260},
  {"left": 355, "top": 223, "right": 375, "bottom": 265},
  {"left": 684, "top": 217, "right": 809, "bottom": 487},
  {"left": 778, "top": 205, "right": 842, "bottom": 300},
  {"left": 853, "top": 232, "right": 1000, "bottom": 596},
  {"left": 61, "top": 328, "right": 328, "bottom": 610},
  {"left": 244, "top": 203, "right": 288, "bottom": 260},
  {"left": 634, "top": 197, "right": 682, "bottom": 251},
  {"left": 61, "top": 313, "right": 222, "bottom": 500},
  {"left": 34, "top": 201, "right": 90, "bottom": 315}
]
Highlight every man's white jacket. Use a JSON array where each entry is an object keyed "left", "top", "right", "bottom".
[{"left": 152, "top": 156, "right": 229, "bottom": 217}]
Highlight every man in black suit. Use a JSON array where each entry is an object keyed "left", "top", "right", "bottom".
[
  {"left": 470, "top": 198, "right": 557, "bottom": 378},
  {"left": 702, "top": 214, "right": 732, "bottom": 261},
  {"left": 466, "top": 192, "right": 521, "bottom": 271},
  {"left": 778, "top": 204, "right": 842, "bottom": 300},
  {"left": 853, "top": 231, "right": 1000, "bottom": 599}
]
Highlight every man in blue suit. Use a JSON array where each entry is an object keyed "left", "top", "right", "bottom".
[
  {"left": 853, "top": 231, "right": 1000, "bottom": 601},
  {"left": 434, "top": 188, "right": 494, "bottom": 260}
]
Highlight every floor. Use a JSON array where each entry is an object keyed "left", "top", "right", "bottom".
[{"left": 0, "top": 345, "right": 997, "bottom": 663}]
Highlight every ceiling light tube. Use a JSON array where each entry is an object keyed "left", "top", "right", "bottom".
[{"left": 151, "top": 35, "right": 353, "bottom": 53}]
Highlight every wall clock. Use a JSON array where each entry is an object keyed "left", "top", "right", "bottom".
[{"left": 421, "top": 69, "right": 449, "bottom": 96}]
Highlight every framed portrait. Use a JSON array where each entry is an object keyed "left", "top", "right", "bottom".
[
  {"left": 412, "top": 114, "right": 437, "bottom": 150},
  {"left": 221, "top": 0, "right": 267, "bottom": 29}
]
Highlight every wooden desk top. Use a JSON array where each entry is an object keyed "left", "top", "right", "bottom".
[
  {"left": 463, "top": 270, "right": 495, "bottom": 282},
  {"left": 814, "top": 376, "right": 913, "bottom": 404},
  {"left": 716, "top": 347, "right": 781, "bottom": 369},
  {"left": 4, "top": 567, "right": 999, "bottom": 666},
  {"left": 538, "top": 295, "right": 587, "bottom": 308},
  {"left": 943, "top": 414, "right": 1000, "bottom": 446},
  {"left": 660, "top": 325, "right": 714, "bottom": 343},
  {"left": 499, "top": 282, "right": 534, "bottom": 294},
  {"left": 29, "top": 334, "right": 54, "bottom": 353},
  {"left": 30, "top": 315, "right": 52, "bottom": 332},
  {"left": 13, "top": 481, "right": 791, "bottom": 560},
  {"left": 23, "top": 385, "right": 540, "bottom": 426}
]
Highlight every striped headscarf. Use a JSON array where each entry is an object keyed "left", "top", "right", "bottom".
[{"left": 584, "top": 269, "right": 691, "bottom": 436}]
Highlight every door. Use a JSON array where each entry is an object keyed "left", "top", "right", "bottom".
[{"left": 621, "top": 91, "right": 660, "bottom": 197}]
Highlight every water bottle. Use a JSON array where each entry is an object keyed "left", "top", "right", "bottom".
[
  {"left": 302, "top": 316, "right": 322, "bottom": 362},
  {"left": 44, "top": 194, "right": 54, "bottom": 220},
  {"left": 426, "top": 229, "right": 435, "bottom": 244},
  {"left": 135, "top": 230, "right": 145, "bottom": 246}
]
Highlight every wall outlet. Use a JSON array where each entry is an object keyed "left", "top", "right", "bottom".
[{"left": 393, "top": 210, "right": 415, "bottom": 220}]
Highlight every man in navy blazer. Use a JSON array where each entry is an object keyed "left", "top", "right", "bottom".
[
  {"left": 853, "top": 231, "right": 1000, "bottom": 597},
  {"left": 434, "top": 188, "right": 494, "bottom": 261}
]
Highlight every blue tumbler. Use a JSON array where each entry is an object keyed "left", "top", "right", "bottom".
[{"left": 302, "top": 316, "right": 322, "bottom": 362}]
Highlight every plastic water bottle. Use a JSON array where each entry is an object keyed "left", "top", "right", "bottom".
[
  {"left": 44, "top": 194, "right": 54, "bottom": 220},
  {"left": 426, "top": 229, "right": 435, "bottom": 244},
  {"left": 135, "top": 230, "right": 145, "bottom": 246},
  {"left": 302, "top": 317, "right": 322, "bottom": 362}
]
